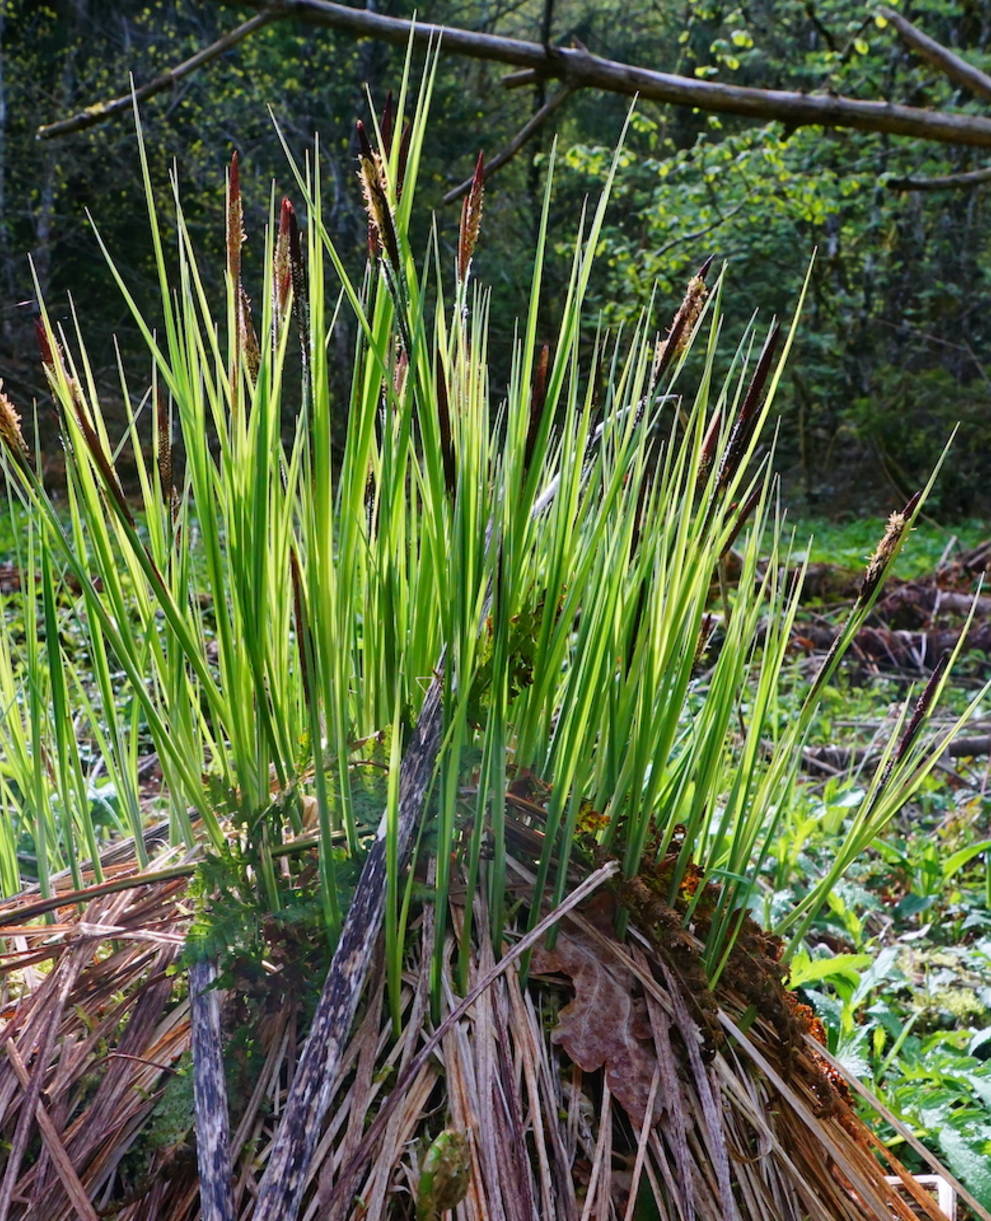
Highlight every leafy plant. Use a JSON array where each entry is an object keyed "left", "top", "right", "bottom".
[{"left": 0, "top": 54, "right": 984, "bottom": 1220}]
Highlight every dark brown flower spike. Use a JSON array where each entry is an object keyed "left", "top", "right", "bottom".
[
  {"left": 67, "top": 379, "right": 134, "bottom": 527},
  {"left": 287, "top": 201, "right": 308, "bottom": 334},
  {"left": 867, "top": 649, "right": 950, "bottom": 805},
  {"left": 290, "top": 546, "right": 312, "bottom": 707},
  {"left": 458, "top": 152, "right": 485, "bottom": 284},
  {"left": 355, "top": 116, "right": 375, "bottom": 168},
  {"left": 396, "top": 119, "right": 412, "bottom": 197},
  {"left": 356, "top": 120, "right": 399, "bottom": 268},
  {"left": 274, "top": 197, "right": 294, "bottom": 322},
  {"left": 523, "top": 342, "right": 550, "bottom": 477},
  {"left": 35, "top": 318, "right": 133, "bottom": 520},
  {"left": 694, "top": 613, "right": 717, "bottom": 666},
  {"left": 380, "top": 90, "right": 396, "bottom": 158},
  {"left": 715, "top": 319, "right": 781, "bottom": 493},
  {"left": 696, "top": 406, "right": 722, "bottom": 492},
  {"left": 654, "top": 254, "right": 714, "bottom": 382},
  {"left": 720, "top": 486, "right": 762, "bottom": 559},
  {"left": 35, "top": 318, "right": 57, "bottom": 371},
  {"left": 895, "top": 652, "right": 949, "bottom": 765}
]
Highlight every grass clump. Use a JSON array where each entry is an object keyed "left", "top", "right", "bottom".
[{"left": 0, "top": 54, "right": 985, "bottom": 1221}]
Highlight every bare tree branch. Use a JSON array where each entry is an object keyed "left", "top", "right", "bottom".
[
  {"left": 886, "top": 164, "right": 991, "bottom": 190},
  {"left": 880, "top": 6, "right": 991, "bottom": 103},
  {"left": 36, "top": 10, "right": 284, "bottom": 140},
  {"left": 190, "top": 0, "right": 991, "bottom": 147},
  {"left": 442, "top": 84, "right": 572, "bottom": 204},
  {"left": 802, "top": 733, "right": 991, "bottom": 774},
  {"left": 36, "top": 0, "right": 991, "bottom": 149}
]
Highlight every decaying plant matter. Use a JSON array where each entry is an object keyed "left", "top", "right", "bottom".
[{"left": 1, "top": 797, "right": 981, "bottom": 1221}]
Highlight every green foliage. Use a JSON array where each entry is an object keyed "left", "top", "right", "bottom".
[
  {"left": 548, "top": 0, "right": 991, "bottom": 513},
  {"left": 0, "top": 60, "right": 975, "bottom": 977},
  {"left": 144, "top": 1053, "right": 195, "bottom": 1152},
  {"left": 790, "top": 515, "right": 987, "bottom": 580},
  {"left": 851, "top": 367, "right": 991, "bottom": 517},
  {"left": 763, "top": 665, "right": 991, "bottom": 1205},
  {"left": 3, "top": 0, "right": 991, "bottom": 512}
]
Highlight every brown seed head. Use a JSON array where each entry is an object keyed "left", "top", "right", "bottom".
[
  {"left": 35, "top": 319, "right": 59, "bottom": 372},
  {"left": 275, "top": 197, "right": 294, "bottom": 319},
  {"left": 458, "top": 152, "right": 485, "bottom": 283},
  {"left": 356, "top": 123, "right": 398, "bottom": 266},
  {"left": 0, "top": 382, "right": 29, "bottom": 463},
  {"left": 226, "top": 150, "right": 245, "bottom": 284},
  {"left": 859, "top": 509, "right": 908, "bottom": 603},
  {"left": 653, "top": 264, "right": 710, "bottom": 380},
  {"left": 239, "top": 284, "right": 260, "bottom": 381},
  {"left": 154, "top": 387, "right": 174, "bottom": 507}
]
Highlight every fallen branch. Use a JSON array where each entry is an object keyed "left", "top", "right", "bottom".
[
  {"left": 802, "top": 733, "right": 991, "bottom": 774},
  {"left": 36, "top": 0, "right": 991, "bottom": 149},
  {"left": 887, "top": 165, "right": 991, "bottom": 190},
  {"left": 252, "top": 675, "right": 444, "bottom": 1220},
  {"left": 36, "top": 10, "right": 284, "bottom": 140},
  {"left": 880, "top": 7, "right": 991, "bottom": 103},
  {"left": 874, "top": 584, "right": 991, "bottom": 629},
  {"left": 190, "top": 958, "right": 234, "bottom": 1221},
  {"left": 796, "top": 622, "right": 991, "bottom": 674}
]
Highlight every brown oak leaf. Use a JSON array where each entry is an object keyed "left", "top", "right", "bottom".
[{"left": 532, "top": 901, "right": 659, "bottom": 1129}]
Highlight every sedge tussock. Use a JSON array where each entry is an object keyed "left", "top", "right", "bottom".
[{"left": 0, "top": 817, "right": 961, "bottom": 1220}]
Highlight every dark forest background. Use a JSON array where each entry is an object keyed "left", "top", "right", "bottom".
[{"left": 2, "top": 0, "right": 990, "bottom": 516}]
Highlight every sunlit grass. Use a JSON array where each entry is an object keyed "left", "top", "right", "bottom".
[{"left": 0, "top": 55, "right": 978, "bottom": 1035}]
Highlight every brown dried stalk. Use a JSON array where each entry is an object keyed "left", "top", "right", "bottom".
[
  {"left": 457, "top": 152, "right": 485, "bottom": 283},
  {"left": 0, "top": 383, "right": 30, "bottom": 465},
  {"left": 190, "top": 959, "right": 234, "bottom": 1221}
]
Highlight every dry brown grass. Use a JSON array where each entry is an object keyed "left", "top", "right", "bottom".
[{"left": 0, "top": 820, "right": 980, "bottom": 1221}]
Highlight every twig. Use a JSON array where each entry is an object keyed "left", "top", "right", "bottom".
[
  {"left": 886, "top": 165, "right": 991, "bottom": 191},
  {"left": 651, "top": 198, "right": 749, "bottom": 261},
  {"left": 442, "top": 85, "right": 572, "bottom": 204},
  {"left": 880, "top": 7, "right": 991, "bottom": 103},
  {"left": 502, "top": 67, "right": 543, "bottom": 88},
  {"left": 190, "top": 958, "right": 234, "bottom": 1221},
  {"left": 36, "top": 10, "right": 284, "bottom": 140}
]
